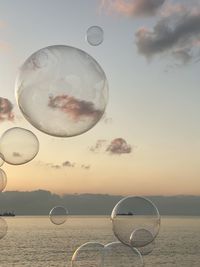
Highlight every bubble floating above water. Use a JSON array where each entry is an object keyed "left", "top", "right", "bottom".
[
  {"left": 0, "top": 127, "right": 39, "bottom": 165},
  {"left": 49, "top": 206, "right": 68, "bottom": 225},
  {"left": 103, "top": 242, "right": 144, "bottom": 267},
  {"left": 0, "top": 168, "right": 7, "bottom": 192},
  {"left": 15, "top": 45, "right": 108, "bottom": 137},
  {"left": 86, "top": 26, "right": 104, "bottom": 46},
  {"left": 130, "top": 228, "right": 155, "bottom": 256},
  {"left": 111, "top": 196, "right": 160, "bottom": 247},
  {"left": 0, "top": 218, "right": 8, "bottom": 240},
  {"left": 71, "top": 242, "right": 104, "bottom": 267},
  {"left": 130, "top": 228, "right": 154, "bottom": 248}
]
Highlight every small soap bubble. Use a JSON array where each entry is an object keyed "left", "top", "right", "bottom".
[
  {"left": 49, "top": 206, "right": 68, "bottom": 225},
  {"left": 86, "top": 26, "right": 104, "bottom": 46},
  {"left": 130, "top": 228, "right": 155, "bottom": 255}
]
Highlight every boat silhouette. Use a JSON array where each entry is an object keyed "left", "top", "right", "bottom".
[{"left": 0, "top": 211, "right": 15, "bottom": 217}]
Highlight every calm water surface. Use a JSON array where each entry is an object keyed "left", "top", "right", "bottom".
[{"left": 0, "top": 216, "right": 199, "bottom": 266}]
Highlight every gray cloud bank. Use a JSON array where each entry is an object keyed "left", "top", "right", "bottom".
[
  {"left": 0, "top": 190, "right": 200, "bottom": 215},
  {"left": 135, "top": 5, "right": 200, "bottom": 63}
]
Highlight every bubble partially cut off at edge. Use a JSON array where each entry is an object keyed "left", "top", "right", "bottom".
[
  {"left": 71, "top": 242, "right": 104, "bottom": 267},
  {"left": 0, "top": 154, "right": 4, "bottom": 167},
  {"left": 0, "top": 218, "right": 8, "bottom": 240},
  {"left": 0, "top": 168, "right": 7, "bottom": 192}
]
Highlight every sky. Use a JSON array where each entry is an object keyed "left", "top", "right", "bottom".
[{"left": 0, "top": 0, "right": 200, "bottom": 196}]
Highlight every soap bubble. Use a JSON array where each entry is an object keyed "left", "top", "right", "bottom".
[
  {"left": 111, "top": 196, "right": 160, "bottom": 247},
  {"left": 15, "top": 45, "right": 108, "bottom": 137},
  {"left": 130, "top": 228, "right": 154, "bottom": 248},
  {"left": 49, "top": 206, "right": 68, "bottom": 225},
  {"left": 103, "top": 242, "right": 144, "bottom": 267},
  {"left": 0, "top": 218, "right": 8, "bottom": 240},
  {"left": 86, "top": 26, "right": 104, "bottom": 46},
  {"left": 130, "top": 229, "right": 155, "bottom": 256},
  {"left": 0, "top": 154, "right": 4, "bottom": 167},
  {"left": 0, "top": 169, "right": 7, "bottom": 192},
  {"left": 0, "top": 127, "right": 39, "bottom": 165},
  {"left": 71, "top": 242, "right": 104, "bottom": 267}
]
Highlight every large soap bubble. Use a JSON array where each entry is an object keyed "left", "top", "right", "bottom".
[
  {"left": 130, "top": 229, "right": 155, "bottom": 256},
  {"left": 111, "top": 196, "right": 160, "bottom": 247},
  {"left": 71, "top": 242, "right": 104, "bottom": 267},
  {"left": 0, "top": 218, "right": 8, "bottom": 240},
  {"left": 103, "top": 242, "right": 144, "bottom": 267},
  {"left": 0, "top": 127, "right": 39, "bottom": 165},
  {"left": 49, "top": 206, "right": 68, "bottom": 225},
  {"left": 0, "top": 169, "right": 7, "bottom": 192},
  {"left": 15, "top": 45, "right": 108, "bottom": 137},
  {"left": 86, "top": 26, "right": 104, "bottom": 46}
]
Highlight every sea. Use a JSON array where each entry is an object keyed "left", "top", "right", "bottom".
[{"left": 0, "top": 216, "right": 199, "bottom": 266}]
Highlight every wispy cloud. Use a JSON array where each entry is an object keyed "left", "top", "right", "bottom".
[
  {"left": 101, "top": 0, "right": 165, "bottom": 17},
  {"left": 62, "top": 161, "right": 75, "bottom": 167},
  {"left": 89, "top": 139, "right": 107, "bottom": 153},
  {"left": 81, "top": 164, "right": 91, "bottom": 170},
  {"left": 90, "top": 138, "right": 132, "bottom": 155},
  {"left": 48, "top": 95, "right": 102, "bottom": 121},
  {"left": 36, "top": 160, "right": 90, "bottom": 171},
  {"left": 106, "top": 138, "right": 132, "bottom": 155},
  {"left": 0, "top": 97, "right": 14, "bottom": 122}
]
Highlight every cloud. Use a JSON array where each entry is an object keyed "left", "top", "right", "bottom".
[
  {"left": 101, "top": 0, "right": 165, "bottom": 17},
  {"left": 62, "top": 161, "right": 75, "bottom": 168},
  {"left": 89, "top": 139, "right": 107, "bottom": 153},
  {"left": 106, "top": 138, "right": 132, "bottom": 155},
  {"left": 48, "top": 95, "right": 102, "bottom": 121},
  {"left": 135, "top": 5, "right": 200, "bottom": 64},
  {"left": 36, "top": 160, "right": 90, "bottom": 170},
  {"left": 51, "top": 164, "right": 62, "bottom": 169},
  {"left": 13, "top": 152, "right": 22, "bottom": 158},
  {"left": 0, "top": 97, "right": 14, "bottom": 122},
  {"left": 81, "top": 165, "right": 91, "bottom": 170}
]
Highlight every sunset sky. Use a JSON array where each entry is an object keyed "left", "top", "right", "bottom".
[{"left": 0, "top": 0, "right": 200, "bottom": 196}]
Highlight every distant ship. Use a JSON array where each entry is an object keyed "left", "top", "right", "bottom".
[
  {"left": 117, "top": 212, "right": 133, "bottom": 216},
  {"left": 0, "top": 212, "right": 15, "bottom": 217}
]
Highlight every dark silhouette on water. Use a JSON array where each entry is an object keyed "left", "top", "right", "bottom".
[{"left": 0, "top": 211, "right": 15, "bottom": 217}]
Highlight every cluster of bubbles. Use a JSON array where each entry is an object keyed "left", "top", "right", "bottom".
[
  {"left": 1, "top": 24, "right": 161, "bottom": 266},
  {"left": 71, "top": 196, "right": 161, "bottom": 266},
  {"left": 0, "top": 28, "right": 106, "bottom": 241}
]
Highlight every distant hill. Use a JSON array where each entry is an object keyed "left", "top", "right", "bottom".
[{"left": 0, "top": 190, "right": 200, "bottom": 216}]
